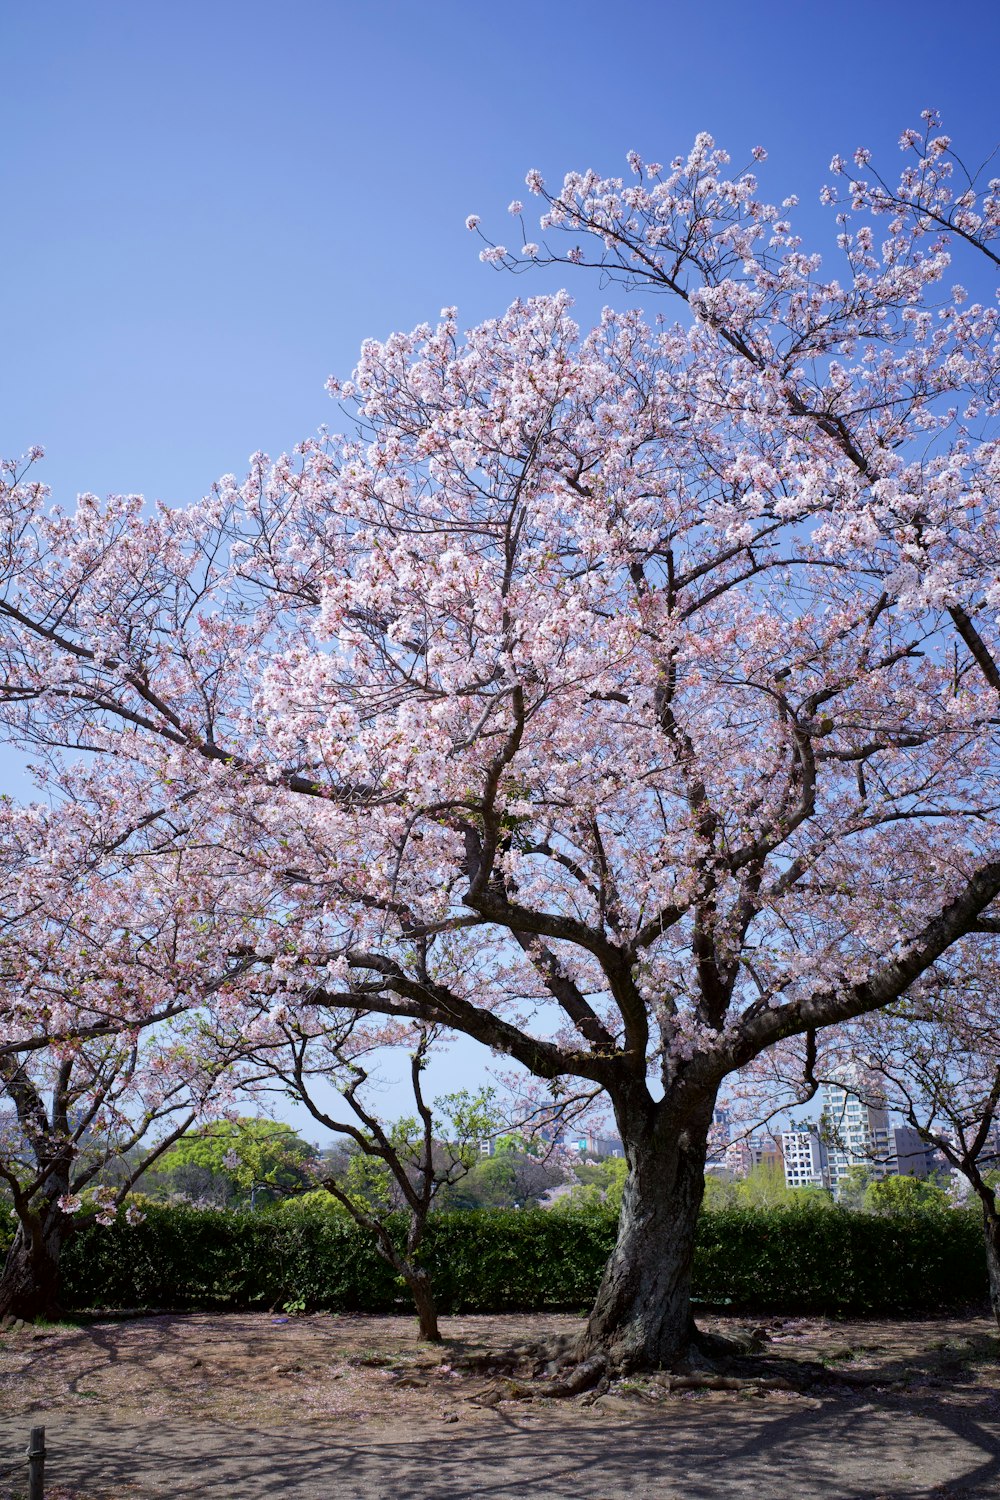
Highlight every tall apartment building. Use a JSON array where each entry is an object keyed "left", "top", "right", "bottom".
[
  {"left": 819, "top": 1070, "right": 890, "bottom": 1196},
  {"left": 888, "top": 1124, "right": 948, "bottom": 1180},
  {"left": 781, "top": 1123, "right": 830, "bottom": 1190},
  {"left": 705, "top": 1105, "right": 733, "bottom": 1174}
]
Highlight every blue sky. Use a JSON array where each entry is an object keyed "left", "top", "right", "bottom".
[
  {"left": 2, "top": 0, "right": 997, "bottom": 1133},
  {"left": 5, "top": 0, "right": 998, "bottom": 512}
]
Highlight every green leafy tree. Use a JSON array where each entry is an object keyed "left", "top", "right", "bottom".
[
  {"left": 145, "top": 1119, "right": 317, "bottom": 1208},
  {"left": 554, "top": 1157, "right": 628, "bottom": 1214},
  {"left": 792, "top": 1184, "right": 834, "bottom": 1210},
  {"left": 734, "top": 1163, "right": 794, "bottom": 1210},
  {"left": 701, "top": 1174, "right": 738, "bottom": 1212},
  {"left": 835, "top": 1164, "right": 877, "bottom": 1211},
  {"left": 865, "top": 1173, "right": 949, "bottom": 1214},
  {"left": 444, "top": 1145, "right": 566, "bottom": 1210}
]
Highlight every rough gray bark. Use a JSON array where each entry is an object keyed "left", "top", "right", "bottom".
[
  {"left": 577, "top": 1090, "right": 715, "bottom": 1371},
  {"left": 0, "top": 1202, "right": 68, "bottom": 1323},
  {"left": 405, "top": 1263, "right": 441, "bottom": 1343},
  {"left": 982, "top": 1200, "right": 1000, "bottom": 1330}
]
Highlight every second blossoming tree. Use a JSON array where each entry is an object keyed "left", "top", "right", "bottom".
[{"left": 0, "top": 799, "right": 253, "bottom": 1320}]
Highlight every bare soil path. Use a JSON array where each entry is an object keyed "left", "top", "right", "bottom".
[{"left": 1, "top": 1312, "right": 998, "bottom": 1498}]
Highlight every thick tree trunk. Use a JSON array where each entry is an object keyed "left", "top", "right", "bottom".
[
  {"left": 404, "top": 1263, "right": 441, "bottom": 1343},
  {"left": 577, "top": 1088, "right": 716, "bottom": 1372},
  {"left": 982, "top": 1201, "right": 1000, "bottom": 1330},
  {"left": 0, "top": 1205, "right": 69, "bottom": 1323}
]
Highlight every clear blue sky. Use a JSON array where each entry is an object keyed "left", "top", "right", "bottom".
[
  {"left": 4, "top": 0, "right": 998, "bottom": 510},
  {"left": 2, "top": 0, "right": 997, "bottom": 1133}
]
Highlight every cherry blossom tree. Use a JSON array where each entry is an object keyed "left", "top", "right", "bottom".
[
  {"left": 0, "top": 116, "right": 999, "bottom": 1369},
  {"left": 744, "top": 942, "right": 1000, "bottom": 1324},
  {"left": 0, "top": 1025, "right": 226, "bottom": 1322},
  {"left": 0, "top": 800, "right": 251, "bottom": 1320}
]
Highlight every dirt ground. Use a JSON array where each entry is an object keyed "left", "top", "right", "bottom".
[{"left": 1, "top": 1310, "right": 999, "bottom": 1498}]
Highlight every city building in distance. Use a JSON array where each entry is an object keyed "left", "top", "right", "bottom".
[
  {"left": 781, "top": 1122, "right": 830, "bottom": 1190},
  {"left": 819, "top": 1070, "right": 891, "bottom": 1196}
]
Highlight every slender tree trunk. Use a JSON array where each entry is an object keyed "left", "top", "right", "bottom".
[
  {"left": 577, "top": 1087, "right": 716, "bottom": 1372},
  {"left": 982, "top": 1200, "right": 1000, "bottom": 1330},
  {"left": 323, "top": 1185, "right": 443, "bottom": 1343},
  {"left": 0, "top": 1204, "right": 69, "bottom": 1323},
  {"left": 404, "top": 1262, "right": 441, "bottom": 1342}
]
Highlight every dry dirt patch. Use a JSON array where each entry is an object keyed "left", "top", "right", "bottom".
[
  {"left": 2, "top": 1310, "right": 580, "bottom": 1430},
  {"left": 1, "top": 1312, "right": 999, "bottom": 1498},
  {"left": 2, "top": 1310, "right": 999, "bottom": 1427}
]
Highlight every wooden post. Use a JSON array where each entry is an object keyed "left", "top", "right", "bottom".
[{"left": 27, "top": 1424, "right": 45, "bottom": 1500}]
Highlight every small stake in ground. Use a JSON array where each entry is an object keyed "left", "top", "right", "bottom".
[{"left": 27, "top": 1425, "right": 45, "bottom": 1500}]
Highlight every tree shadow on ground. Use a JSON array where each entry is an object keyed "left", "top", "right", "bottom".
[{"left": 1, "top": 1386, "right": 998, "bottom": 1500}]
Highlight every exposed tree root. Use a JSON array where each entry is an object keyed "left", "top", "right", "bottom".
[
  {"left": 468, "top": 1361, "right": 807, "bottom": 1405},
  {"left": 456, "top": 1317, "right": 918, "bottom": 1406},
  {"left": 653, "top": 1372, "right": 799, "bottom": 1393},
  {"left": 461, "top": 1335, "right": 909, "bottom": 1405},
  {"left": 690, "top": 1322, "right": 771, "bottom": 1359},
  {"left": 577, "top": 1374, "right": 611, "bottom": 1406},
  {"left": 471, "top": 1353, "right": 608, "bottom": 1403}
]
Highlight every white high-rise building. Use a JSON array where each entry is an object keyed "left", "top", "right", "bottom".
[
  {"left": 706, "top": 1106, "right": 733, "bottom": 1171},
  {"left": 819, "top": 1070, "right": 890, "bottom": 1196},
  {"left": 781, "top": 1123, "right": 829, "bottom": 1190}
]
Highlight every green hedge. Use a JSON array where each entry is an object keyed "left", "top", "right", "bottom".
[
  {"left": 694, "top": 1207, "right": 987, "bottom": 1313},
  {"left": 51, "top": 1205, "right": 617, "bottom": 1314},
  {"left": 0, "top": 1202, "right": 988, "bottom": 1315}
]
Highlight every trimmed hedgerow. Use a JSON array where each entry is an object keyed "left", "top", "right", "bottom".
[
  {"left": 693, "top": 1206, "right": 987, "bottom": 1313},
  {"left": 8, "top": 1201, "right": 980, "bottom": 1315},
  {"left": 50, "top": 1203, "right": 614, "bottom": 1313},
  {"left": 58, "top": 1204, "right": 400, "bottom": 1312},
  {"left": 422, "top": 1207, "right": 615, "bottom": 1311},
  {"left": 0, "top": 1199, "right": 986, "bottom": 1314}
]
